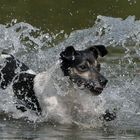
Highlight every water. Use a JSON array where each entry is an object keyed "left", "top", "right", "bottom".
[
  {"left": 1, "top": 119, "right": 139, "bottom": 140},
  {"left": 1, "top": 0, "right": 140, "bottom": 139}
]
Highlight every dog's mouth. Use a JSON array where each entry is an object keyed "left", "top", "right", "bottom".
[
  {"left": 85, "top": 83, "right": 104, "bottom": 95},
  {"left": 88, "top": 86, "right": 103, "bottom": 95},
  {"left": 71, "top": 77, "right": 104, "bottom": 95}
]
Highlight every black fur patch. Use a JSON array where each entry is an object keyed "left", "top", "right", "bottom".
[
  {"left": 0, "top": 54, "right": 41, "bottom": 115},
  {"left": 0, "top": 55, "right": 29, "bottom": 89},
  {"left": 13, "top": 73, "right": 42, "bottom": 115}
]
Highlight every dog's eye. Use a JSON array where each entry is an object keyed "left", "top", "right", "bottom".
[{"left": 77, "top": 64, "right": 88, "bottom": 72}]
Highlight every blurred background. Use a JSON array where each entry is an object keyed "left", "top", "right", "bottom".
[{"left": 0, "top": 0, "right": 139, "bottom": 34}]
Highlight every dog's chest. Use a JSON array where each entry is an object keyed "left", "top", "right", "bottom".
[{"left": 33, "top": 71, "right": 84, "bottom": 119}]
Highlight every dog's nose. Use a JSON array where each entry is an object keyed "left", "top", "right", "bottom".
[{"left": 99, "top": 76, "right": 108, "bottom": 87}]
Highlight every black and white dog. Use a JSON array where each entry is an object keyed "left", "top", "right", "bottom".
[{"left": 0, "top": 45, "right": 116, "bottom": 122}]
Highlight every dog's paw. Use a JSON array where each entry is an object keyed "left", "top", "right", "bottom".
[{"left": 102, "top": 109, "right": 117, "bottom": 121}]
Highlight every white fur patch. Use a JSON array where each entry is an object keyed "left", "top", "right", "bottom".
[
  {"left": 33, "top": 72, "right": 50, "bottom": 96},
  {"left": 1, "top": 54, "right": 11, "bottom": 59},
  {"left": 46, "top": 96, "right": 58, "bottom": 110},
  {"left": 26, "top": 69, "right": 36, "bottom": 75}
]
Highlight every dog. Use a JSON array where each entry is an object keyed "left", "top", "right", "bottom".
[{"left": 0, "top": 45, "right": 116, "bottom": 122}]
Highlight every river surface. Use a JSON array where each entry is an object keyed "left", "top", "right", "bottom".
[{"left": 0, "top": 0, "right": 140, "bottom": 140}]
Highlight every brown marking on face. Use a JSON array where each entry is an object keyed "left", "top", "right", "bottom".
[
  {"left": 70, "top": 59, "right": 99, "bottom": 80},
  {"left": 72, "top": 68, "right": 92, "bottom": 79}
]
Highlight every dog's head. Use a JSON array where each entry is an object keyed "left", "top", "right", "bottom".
[{"left": 60, "top": 45, "right": 108, "bottom": 95}]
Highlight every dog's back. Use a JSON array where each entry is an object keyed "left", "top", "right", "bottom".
[
  {"left": 0, "top": 53, "right": 41, "bottom": 114},
  {"left": 0, "top": 53, "right": 29, "bottom": 89}
]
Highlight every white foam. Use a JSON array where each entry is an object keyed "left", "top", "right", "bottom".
[{"left": 0, "top": 16, "right": 140, "bottom": 128}]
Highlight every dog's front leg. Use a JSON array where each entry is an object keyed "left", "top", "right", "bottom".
[{"left": 101, "top": 109, "right": 117, "bottom": 121}]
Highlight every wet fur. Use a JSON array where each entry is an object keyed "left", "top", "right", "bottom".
[{"left": 0, "top": 46, "right": 116, "bottom": 121}]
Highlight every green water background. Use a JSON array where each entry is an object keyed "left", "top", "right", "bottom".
[{"left": 0, "top": 0, "right": 140, "bottom": 34}]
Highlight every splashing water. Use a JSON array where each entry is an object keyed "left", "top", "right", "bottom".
[{"left": 0, "top": 16, "right": 140, "bottom": 128}]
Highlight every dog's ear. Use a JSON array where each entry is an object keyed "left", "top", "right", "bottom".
[
  {"left": 88, "top": 45, "right": 108, "bottom": 58},
  {"left": 60, "top": 46, "right": 76, "bottom": 61}
]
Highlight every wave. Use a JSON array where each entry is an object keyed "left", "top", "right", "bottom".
[{"left": 0, "top": 15, "right": 140, "bottom": 128}]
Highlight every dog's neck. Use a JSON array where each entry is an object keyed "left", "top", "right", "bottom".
[{"left": 33, "top": 60, "right": 71, "bottom": 96}]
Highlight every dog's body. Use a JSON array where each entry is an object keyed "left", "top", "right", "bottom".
[
  {"left": 0, "top": 46, "right": 116, "bottom": 122},
  {"left": 0, "top": 53, "right": 42, "bottom": 115}
]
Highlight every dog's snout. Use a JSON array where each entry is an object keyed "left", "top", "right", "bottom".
[{"left": 99, "top": 76, "right": 108, "bottom": 86}]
